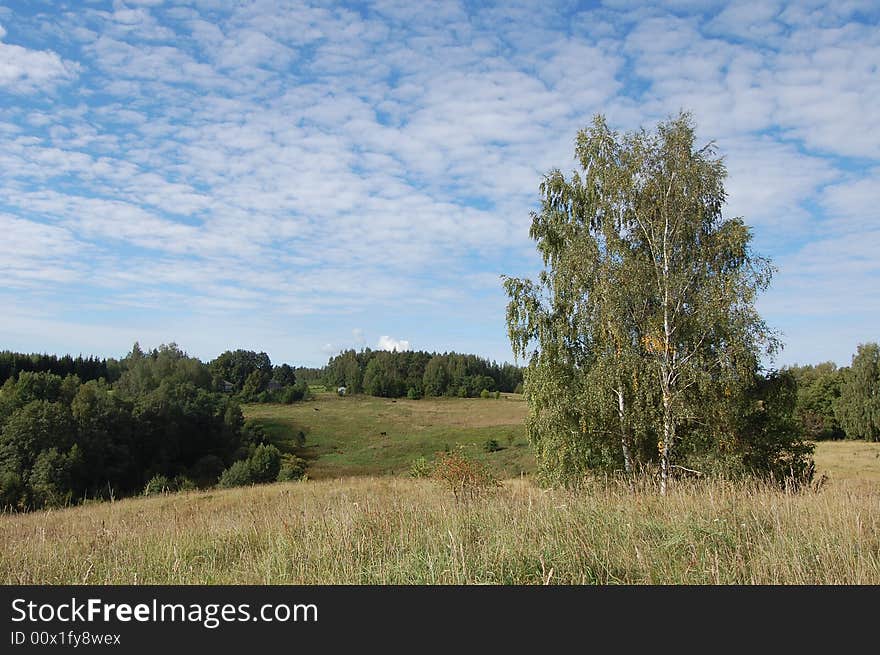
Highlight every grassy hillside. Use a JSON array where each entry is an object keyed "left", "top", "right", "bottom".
[
  {"left": 2, "top": 396, "right": 878, "bottom": 584},
  {"left": 2, "top": 474, "right": 878, "bottom": 584},
  {"left": 243, "top": 393, "right": 532, "bottom": 479},
  {"left": 243, "top": 392, "right": 878, "bottom": 485}
]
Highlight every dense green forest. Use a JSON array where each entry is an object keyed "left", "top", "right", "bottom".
[
  {"left": 0, "top": 343, "right": 311, "bottom": 511},
  {"left": 321, "top": 349, "right": 523, "bottom": 398}
]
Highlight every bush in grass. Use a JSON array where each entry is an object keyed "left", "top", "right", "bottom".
[
  {"left": 409, "top": 456, "right": 434, "bottom": 478},
  {"left": 495, "top": 390, "right": 501, "bottom": 399},
  {"left": 173, "top": 475, "right": 197, "bottom": 492},
  {"left": 480, "top": 389, "right": 490, "bottom": 399},
  {"left": 483, "top": 438, "right": 501, "bottom": 453},
  {"left": 277, "top": 455, "right": 307, "bottom": 482},
  {"left": 407, "top": 387, "right": 422, "bottom": 400},
  {"left": 143, "top": 474, "right": 172, "bottom": 496},
  {"left": 248, "top": 444, "right": 282, "bottom": 483},
  {"left": 431, "top": 447, "right": 499, "bottom": 501},
  {"left": 218, "top": 460, "right": 254, "bottom": 488}
]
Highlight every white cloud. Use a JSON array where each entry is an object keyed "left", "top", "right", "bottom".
[
  {"left": 0, "top": 27, "right": 77, "bottom": 92},
  {"left": 377, "top": 336, "right": 411, "bottom": 352}
]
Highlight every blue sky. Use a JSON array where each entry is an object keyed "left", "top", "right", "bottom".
[{"left": 0, "top": 0, "right": 877, "bottom": 368}]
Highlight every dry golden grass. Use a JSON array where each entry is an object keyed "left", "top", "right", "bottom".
[
  {"left": 813, "top": 440, "right": 880, "bottom": 486},
  {"left": 3, "top": 399, "right": 878, "bottom": 585},
  {"left": 2, "top": 473, "right": 878, "bottom": 584}
]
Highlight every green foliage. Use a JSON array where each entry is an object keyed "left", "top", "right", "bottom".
[
  {"left": 409, "top": 456, "right": 434, "bottom": 478},
  {"left": 277, "top": 455, "right": 307, "bottom": 482},
  {"left": 835, "top": 343, "right": 880, "bottom": 441},
  {"left": 407, "top": 387, "right": 422, "bottom": 400},
  {"left": 218, "top": 461, "right": 254, "bottom": 488},
  {"left": 277, "top": 381, "right": 310, "bottom": 404},
  {"left": 0, "top": 399, "right": 76, "bottom": 478},
  {"left": 143, "top": 474, "right": 172, "bottom": 496},
  {"left": 209, "top": 349, "right": 272, "bottom": 392},
  {"left": 480, "top": 389, "right": 490, "bottom": 399},
  {"left": 787, "top": 362, "right": 844, "bottom": 440},
  {"left": 363, "top": 353, "right": 407, "bottom": 397},
  {"left": 115, "top": 343, "right": 211, "bottom": 396},
  {"left": 30, "top": 445, "right": 83, "bottom": 508},
  {"left": 248, "top": 444, "right": 282, "bottom": 483},
  {"left": 0, "top": 344, "right": 245, "bottom": 512},
  {"left": 272, "top": 364, "right": 297, "bottom": 387},
  {"left": 323, "top": 349, "right": 522, "bottom": 399},
  {"left": 217, "top": 444, "right": 284, "bottom": 488},
  {"left": 240, "top": 369, "right": 270, "bottom": 401},
  {"left": 241, "top": 419, "right": 268, "bottom": 445},
  {"left": 173, "top": 475, "right": 197, "bottom": 492},
  {"left": 0, "top": 351, "right": 114, "bottom": 387},
  {"left": 680, "top": 371, "right": 815, "bottom": 487},
  {"left": 505, "top": 112, "right": 783, "bottom": 489},
  {"left": 483, "top": 438, "right": 501, "bottom": 452}
]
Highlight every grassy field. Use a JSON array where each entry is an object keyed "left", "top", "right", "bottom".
[
  {"left": 243, "top": 393, "right": 532, "bottom": 479},
  {"left": 2, "top": 474, "right": 877, "bottom": 584},
  {"left": 1, "top": 395, "right": 878, "bottom": 584},
  {"left": 243, "top": 392, "right": 878, "bottom": 485}
]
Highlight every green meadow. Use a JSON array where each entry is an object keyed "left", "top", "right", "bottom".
[{"left": 243, "top": 392, "right": 533, "bottom": 479}]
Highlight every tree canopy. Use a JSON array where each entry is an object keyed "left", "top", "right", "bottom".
[
  {"left": 505, "top": 112, "right": 812, "bottom": 490},
  {"left": 835, "top": 343, "right": 880, "bottom": 441}
]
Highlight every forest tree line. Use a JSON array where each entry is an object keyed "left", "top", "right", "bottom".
[
  {"left": 785, "top": 342, "right": 880, "bottom": 442},
  {"left": 0, "top": 343, "right": 309, "bottom": 512},
  {"left": 321, "top": 349, "right": 524, "bottom": 399}
]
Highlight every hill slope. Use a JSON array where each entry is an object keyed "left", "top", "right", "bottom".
[{"left": 243, "top": 393, "right": 532, "bottom": 479}]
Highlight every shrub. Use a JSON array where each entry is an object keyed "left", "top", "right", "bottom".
[
  {"left": 241, "top": 420, "right": 268, "bottom": 445},
  {"left": 483, "top": 438, "right": 501, "bottom": 453},
  {"left": 431, "top": 447, "right": 499, "bottom": 501},
  {"left": 218, "top": 460, "right": 254, "bottom": 488},
  {"left": 248, "top": 444, "right": 282, "bottom": 483},
  {"left": 173, "top": 475, "right": 197, "bottom": 492},
  {"left": 409, "top": 456, "right": 434, "bottom": 478},
  {"left": 294, "top": 430, "right": 306, "bottom": 448},
  {"left": 480, "top": 389, "right": 490, "bottom": 399},
  {"left": 513, "top": 383, "right": 524, "bottom": 395},
  {"left": 407, "top": 387, "right": 422, "bottom": 400},
  {"left": 143, "top": 474, "right": 172, "bottom": 496},
  {"left": 494, "top": 390, "right": 501, "bottom": 399},
  {"left": 277, "top": 455, "right": 307, "bottom": 482}
]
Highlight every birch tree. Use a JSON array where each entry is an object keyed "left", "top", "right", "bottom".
[{"left": 506, "top": 113, "right": 780, "bottom": 492}]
